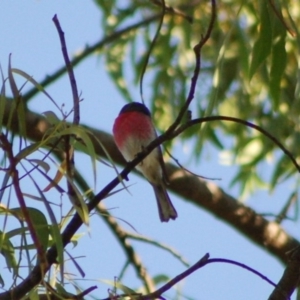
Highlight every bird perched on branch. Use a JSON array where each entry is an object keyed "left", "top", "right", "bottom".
[{"left": 113, "top": 102, "right": 178, "bottom": 222}]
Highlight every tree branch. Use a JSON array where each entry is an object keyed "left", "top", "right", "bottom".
[
  {"left": 52, "top": 14, "right": 80, "bottom": 125},
  {"left": 1, "top": 98, "right": 299, "bottom": 266},
  {"left": 268, "top": 246, "right": 300, "bottom": 300}
]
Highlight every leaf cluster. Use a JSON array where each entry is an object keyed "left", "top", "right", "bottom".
[{"left": 95, "top": 0, "right": 300, "bottom": 198}]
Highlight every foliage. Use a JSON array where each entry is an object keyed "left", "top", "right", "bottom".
[
  {"left": 0, "top": 0, "right": 300, "bottom": 299},
  {"left": 96, "top": 0, "right": 300, "bottom": 197}
]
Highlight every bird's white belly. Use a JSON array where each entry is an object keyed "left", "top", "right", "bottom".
[{"left": 121, "top": 136, "right": 162, "bottom": 184}]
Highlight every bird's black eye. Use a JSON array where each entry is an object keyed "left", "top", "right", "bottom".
[{"left": 120, "top": 102, "right": 151, "bottom": 117}]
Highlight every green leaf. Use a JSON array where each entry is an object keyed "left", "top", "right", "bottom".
[
  {"left": 15, "top": 143, "right": 42, "bottom": 162},
  {"left": 27, "top": 208, "right": 50, "bottom": 251},
  {"left": 10, "top": 207, "right": 49, "bottom": 252},
  {"left": 29, "top": 179, "right": 64, "bottom": 279},
  {"left": 16, "top": 92, "right": 27, "bottom": 141},
  {"left": 27, "top": 288, "right": 39, "bottom": 300},
  {"left": 42, "top": 110, "right": 61, "bottom": 125},
  {"left": 0, "top": 230, "right": 17, "bottom": 277},
  {"left": 270, "top": 154, "right": 293, "bottom": 190},
  {"left": 0, "top": 73, "right": 6, "bottom": 133},
  {"left": 59, "top": 125, "right": 97, "bottom": 190},
  {"left": 8, "top": 55, "right": 19, "bottom": 101},
  {"left": 153, "top": 274, "right": 169, "bottom": 285},
  {"left": 105, "top": 34, "right": 133, "bottom": 102},
  {"left": 269, "top": 21, "right": 287, "bottom": 110},
  {"left": 12, "top": 68, "right": 60, "bottom": 110},
  {"left": 249, "top": 1, "right": 272, "bottom": 79},
  {"left": 5, "top": 227, "right": 27, "bottom": 241},
  {"left": 101, "top": 279, "right": 137, "bottom": 295},
  {"left": 8, "top": 57, "right": 27, "bottom": 140},
  {"left": 0, "top": 171, "right": 11, "bottom": 203},
  {"left": 230, "top": 167, "right": 267, "bottom": 200},
  {"left": 66, "top": 180, "right": 90, "bottom": 226},
  {"left": 27, "top": 159, "right": 50, "bottom": 173},
  {"left": 206, "top": 126, "right": 224, "bottom": 150},
  {"left": 56, "top": 282, "right": 75, "bottom": 298},
  {"left": 0, "top": 274, "right": 4, "bottom": 287}
]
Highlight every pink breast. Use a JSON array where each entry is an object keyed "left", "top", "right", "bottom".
[{"left": 113, "top": 111, "right": 155, "bottom": 150}]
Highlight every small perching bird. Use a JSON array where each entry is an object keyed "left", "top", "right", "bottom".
[{"left": 113, "top": 102, "right": 178, "bottom": 222}]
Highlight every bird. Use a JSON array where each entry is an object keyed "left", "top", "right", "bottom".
[{"left": 113, "top": 102, "right": 178, "bottom": 222}]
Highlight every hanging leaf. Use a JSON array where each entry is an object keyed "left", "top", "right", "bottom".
[
  {"left": 43, "top": 160, "right": 66, "bottom": 192},
  {"left": 0, "top": 230, "right": 17, "bottom": 277},
  {"left": 269, "top": 14, "right": 287, "bottom": 110},
  {"left": 249, "top": 1, "right": 272, "bottom": 79},
  {"left": 10, "top": 207, "right": 49, "bottom": 253}
]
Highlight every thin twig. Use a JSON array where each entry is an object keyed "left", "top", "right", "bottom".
[
  {"left": 165, "top": 148, "right": 221, "bottom": 181},
  {"left": 23, "top": 15, "right": 161, "bottom": 102},
  {"left": 1, "top": 104, "right": 299, "bottom": 299},
  {"left": 0, "top": 134, "right": 47, "bottom": 272},
  {"left": 126, "top": 232, "right": 190, "bottom": 267},
  {"left": 171, "top": 116, "right": 300, "bottom": 173},
  {"left": 52, "top": 14, "right": 80, "bottom": 125},
  {"left": 53, "top": 15, "right": 84, "bottom": 229},
  {"left": 165, "top": 0, "right": 216, "bottom": 135},
  {"left": 5, "top": 2, "right": 295, "bottom": 299},
  {"left": 100, "top": 254, "right": 279, "bottom": 300},
  {"left": 275, "top": 192, "right": 298, "bottom": 224},
  {"left": 96, "top": 203, "right": 156, "bottom": 293},
  {"left": 139, "top": 0, "right": 166, "bottom": 104},
  {"left": 100, "top": 254, "right": 209, "bottom": 300},
  {"left": 207, "top": 258, "right": 277, "bottom": 288},
  {"left": 143, "top": 254, "right": 210, "bottom": 299}
]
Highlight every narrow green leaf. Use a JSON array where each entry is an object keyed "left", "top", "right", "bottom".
[
  {"left": 153, "top": 274, "right": 169, "bottom": 285},
  {"left": 249, "top": 1, "right": 272, "bottom": 79},
  {"left": 0, "top": 274, "right": 4, "bottom": 287},
  {"left": 8, "top": 56, "right": 27, "bottom": 140},
  {"left": 5, "top": 227, "right": 27, "bottom": 239},
  {"left": 58, "top": 125, "right": 97, "bottom": 189},
  {"left": 8, "top": 55, "right": 19, "bottom": 100},
  {"left": 0, "top": 171, "right": 11, "bottom": 203},
  {"left": 28, "top": 179, "right": 64, "bottom": 280},
  {"left": 67, "top": 180, "right": 90, "bottom": 226},
  {"left": 28, "top": 159, "right": 50, "bottom": 173},
  {"left": 269, "top": 23, "right": 287, "bottom": 110},
  {"left": 0, "top": 230, "right": 17, "bottom": 277},
  {"left": 9, "top": 207, "right": 49, "bottom": 252},
  {"left": 15, "top": 142, "right": 42, "bottom": 161},
  {"left": 5, "top": 57, "right": 18, "bottom": 133},
  {"left": 27, "top": 208, "right": 50, "bottom": 251},
  {"left": 55, "top": 283, "right": 74, "bottom": 298},
  {"left": 27, "top": 288, "right": 39, "bottom": 300},
  {"left": 206, "top": 126, "right": 224, "bottom": 150},
  {"left": 270, "top": 154, "right": 294, "bottom": 190},
  {"left": 42, "top": 110, "right": 61, "bottom": 125},
  {"left": 101, "top": 279, "right": 137, "bottom": 295},
  {"left": 16, "top": 94, "right": 27, "bottom": 141},
  {"left": 105, "top": 35, "right": 133, "bottom": 102},
  {"left": 0, "top": 72, "right": 7, "bottom": 133},
  {"left": 12, "top": 68, "right": 60, "bottom": 110}
]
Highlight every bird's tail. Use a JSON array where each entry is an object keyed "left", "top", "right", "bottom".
[{"left": 152, "top": 184, "right": 178, "bottom": 222}]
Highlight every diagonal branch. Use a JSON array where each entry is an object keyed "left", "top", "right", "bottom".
[
  {"left": 1, "top": 98, "right": 300, "bottom": 298},
  {"left": 2, "top": 99, "right": 300, "bottom": 265}
]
